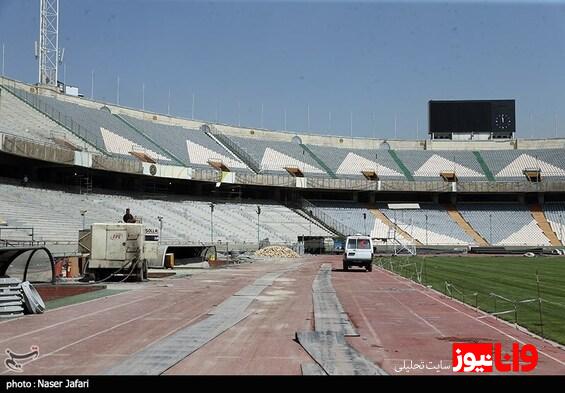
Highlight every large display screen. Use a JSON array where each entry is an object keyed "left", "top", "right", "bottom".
[{"left": 429, "top": 100, "right": 515, "bottom": 133}]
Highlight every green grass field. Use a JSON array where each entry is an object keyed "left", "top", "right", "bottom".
[{"left": 375, "top": 255, "right": 565, "bottom": 345}]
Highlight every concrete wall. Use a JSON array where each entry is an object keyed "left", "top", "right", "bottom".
[
  {"left": 516, "top": 139, "right": 565, "bottom": 150},
  {"left": 425, "top": 139, "right": 517, "bottom": 151},
  {"left": 1, "top": 133, "right": 75, "bottom": 164}
]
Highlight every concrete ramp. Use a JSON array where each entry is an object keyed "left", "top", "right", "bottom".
[
  {"left": 297, "top": 331, "right": 386, "bottom": 375},
  {"left": 312, "top": 264, "right": 358, "bottom": 337},
  {"left": 531, "top": 204, "right": 562, "bottom": 246},
  {"left": 301, "top": 362, "right": 327, "bottom": 376},
  {"left": 298, "top": 264, "right": 387, "bottom": 376},
  {"left": 106, "top": 307, "right": 251, "bottom": 375},
  {"left": 106, "top": 263, "right": 302, "bottom": 375}
]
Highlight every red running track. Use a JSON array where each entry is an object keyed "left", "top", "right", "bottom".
[{"left": 0, "top": 255, "right": 564, "bottom": 375}]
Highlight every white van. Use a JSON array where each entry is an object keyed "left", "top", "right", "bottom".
[{"left": 343, "top": 235, "right": 374, "bottom": 272}]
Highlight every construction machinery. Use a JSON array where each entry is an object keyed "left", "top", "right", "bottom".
[{"left": 85, "top": 223, "right": 150, "bottom": 282}]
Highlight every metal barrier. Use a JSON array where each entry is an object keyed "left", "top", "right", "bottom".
[
  {"left": 1, "top": 133, "right": 75, "bottom": 164},
  {"left": 234, "top": 172, "right": 297, "bottom": 187},
  {"left": 0, "top": 226, "right": 46, "bottom": 247},
  {"left": 300, "top": 199, "right": 356, "bottom": 237},
  {"left": 207, "top": 127, "right": 261, "bottom": 173}
]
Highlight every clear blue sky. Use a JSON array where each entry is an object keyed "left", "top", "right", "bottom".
[{"left": 1, "top": 0, "right": 565, "bottom": 139}]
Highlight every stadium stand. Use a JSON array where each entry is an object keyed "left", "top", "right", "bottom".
[
  {"left": 457, "top": 204, "right": 551, "bottom": 246},
  {"left": 480, "top": 149, "right": 565, "bottom": 180},
  {"left": 0, "top": 183, "right": 331, "bottom": 246},
  {"left": 530, "top": 203, "right": 562, "bottom": 246},
  {"left": 226, "top": 136, "right": 328, "bottom": 176},
  {"left": 0, "top": 87, "right": 93, "bottom": 151},
  {"left": 313, "top": 203, "right": 375, "bottom": 236},
  {"left": 368, "top": 208, "right": 415, "bottom": 245},
  {"left": 443, "top": 204, "right": 489, "bottom": 246},
  {"left": 393, "top": 150, "right": 487, "bottom": 180},
  {"left": 120, "top": 115, "right": 251, "bottom": 171},
  {"left": 304, "top": 145, "right": 405, "bottom": 179},
  {"left": 7, "top": 84, "right": 565, "bottom": 184},
  {"left": 369, "top": 212, "right": 397, "bottom": 240},
  {"left": 3, "top": 78, "right": 565, "bottom": 253},
  {"left": 16, "top": 91, "right": 178, "bottom": 163},
  {"left": 379, "top": 205, "right": 474, "bottom": 245},
  {"left": 542, "top": 203, "right": 565, "bottom": 245},
  {"left": 310, "top": 201, "right": 411, "bottom": 244}
]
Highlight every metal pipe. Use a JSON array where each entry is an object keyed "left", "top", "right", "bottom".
[{"left": 210, "top": 202, "right": 215, "bottom": 243}]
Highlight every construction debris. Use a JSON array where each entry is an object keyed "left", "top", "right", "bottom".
[
  {"left": 255, "top": 246, "right": 299, "bottom": 258},
  {"left": 21, "top": 281, "right": 45, "bottom": 314}
]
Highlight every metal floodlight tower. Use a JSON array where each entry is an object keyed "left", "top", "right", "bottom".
[{"left": 36, "top": 0, "right": 59, "bottom": 86}]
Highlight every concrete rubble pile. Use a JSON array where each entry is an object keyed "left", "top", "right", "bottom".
[{"left": 254, "top": 246, "right": 299, "bottom": 258}]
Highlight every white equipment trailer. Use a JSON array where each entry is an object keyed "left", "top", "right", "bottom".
[{"left": 87, "top": 223, "right": 150, "bottom": 282}]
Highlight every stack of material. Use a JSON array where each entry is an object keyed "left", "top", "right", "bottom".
[
  {"left": 0, "top": 278, "right": 24, "bottom": 319},
  {"left": 21, "top": 281, "right": 46, "bottom": 314},
  {"left": 254, "top": 246, "right": 299, "bottom": 258}
]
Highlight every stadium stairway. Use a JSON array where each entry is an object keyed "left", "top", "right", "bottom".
[
  {"left": 368, "top": 208, "right": 422, "bottom": 245},
  {"left": 113, "top": 114, "right": 186, "bottom": 166},
  {"left": 291, "top": 207, "right": 341, "bottom": 237},
  {"left": 530, "top": 204, "right": 562, "bottom": 246},
  {"left": 299, "top": 144, "right": 338, "bottom": 179},
  {"left": 204, "top": 129, "right": 261, "bottom": 173},
  {"left": 0, "top": 85, "right": 99, "bottom": 153},
  {"left": 387, "top": 150, "right": 414, "bottom": 181},
  {"left": 444, "top": 204, "right": 489, "bottom": 246},
  {"left": 473, "top": 151, "right": 496, "bottom": 181}
]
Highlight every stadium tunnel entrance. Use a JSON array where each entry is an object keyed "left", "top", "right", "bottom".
[
  {"left": 150, "top": 245, "right": 217, "bottom": 268},
  {"left": 300, "top": 236, "right": 344, "bottom": 254},
  {"left": 0, "top": 246, "right": 55, "bottom": 283}
]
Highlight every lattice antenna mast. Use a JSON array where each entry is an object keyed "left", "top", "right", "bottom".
[{"left": 36, "top": 0, "right": 59, "bottom": 86}]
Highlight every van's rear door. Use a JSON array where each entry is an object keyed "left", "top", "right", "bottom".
[
  {"left": 346, "top": 238, "right": 357, "bottom": 258},
  {"left": 354, "top": 238, "right": 372, "bottom": 260}
]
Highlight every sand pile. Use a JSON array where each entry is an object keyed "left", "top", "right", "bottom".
[{"left": 254, "top": 246, "right": 299, "bottom": 258}]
